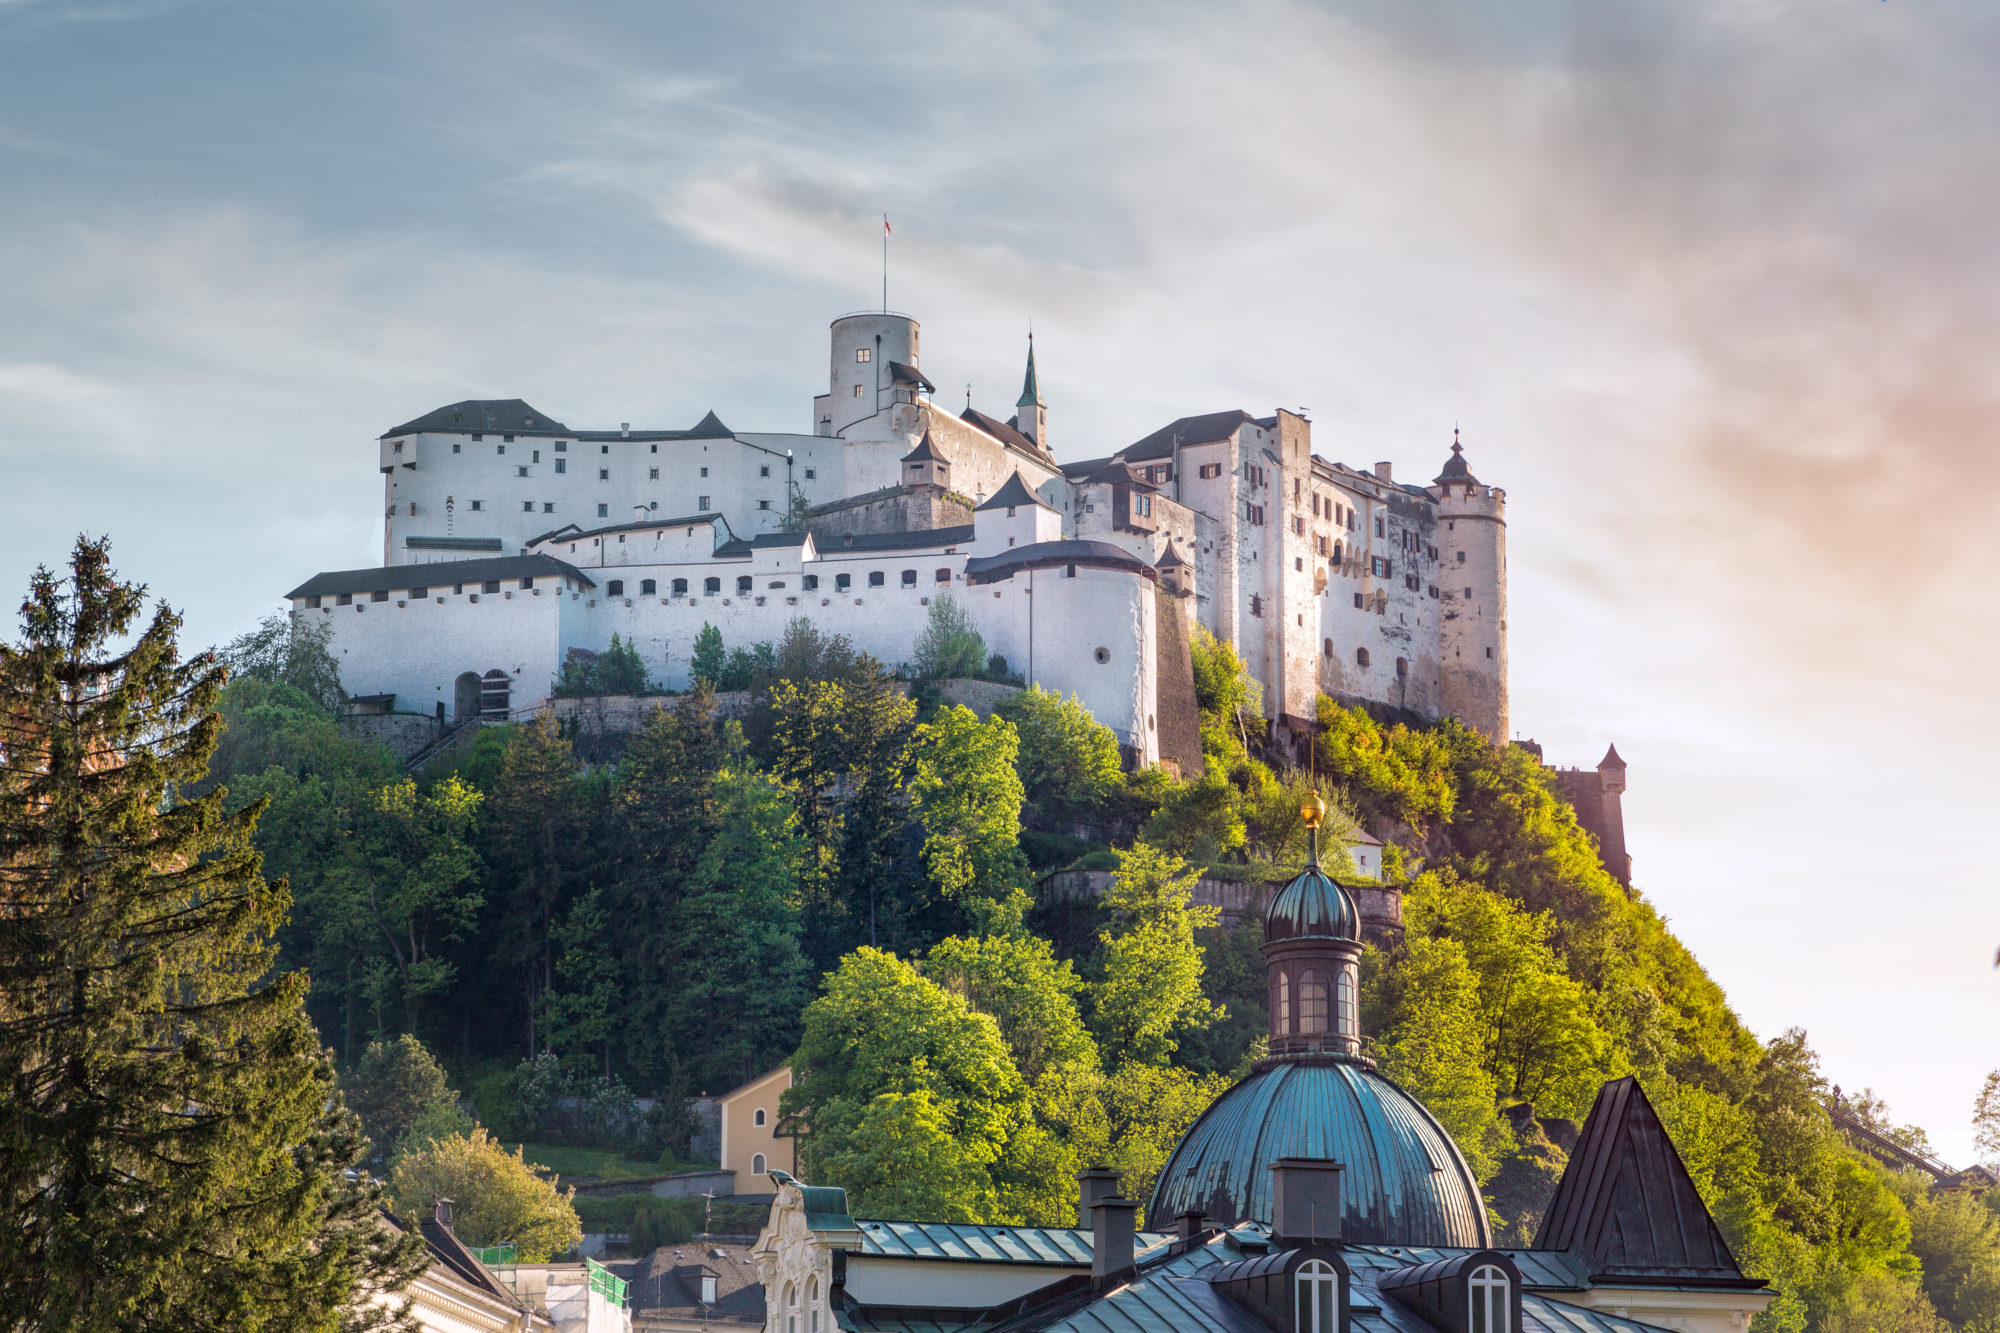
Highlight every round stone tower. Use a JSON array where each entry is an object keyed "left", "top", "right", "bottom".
[
  {"left": 1431, "top": 437, "right": 1508, "bottom": 742},
  {"left": 825, "top": 312, "right": 920, "bottom": 437}
]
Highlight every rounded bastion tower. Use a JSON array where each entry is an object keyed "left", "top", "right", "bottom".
[
  {"left": 820, "top": 312, "right": 920, "bottom": 437},
  {"left": 1432, "top": 437, "right": 1508, "bottom": 742},
  {"left": 1147, "top": 793, "right": 1489, "bottom": 1245}
]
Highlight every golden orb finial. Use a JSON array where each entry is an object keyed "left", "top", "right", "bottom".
[{"left": 1301, "top": 789, "right": 1326, "bottom": 830}]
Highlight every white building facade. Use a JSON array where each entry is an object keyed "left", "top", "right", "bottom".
[{"left": 292, "top": 307, "right": 1507, "bottom": 762}]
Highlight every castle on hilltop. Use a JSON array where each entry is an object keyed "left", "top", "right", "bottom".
[{"left": 287, "top": 309, "right": 1510, "bottom": 772}]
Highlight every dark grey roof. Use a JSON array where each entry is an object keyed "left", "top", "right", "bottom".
[
  {"left": 902, "top": 431, "right": 944, "bottom": 463},
  {"left": 963, "top": 540, "right": 1157, "bottom": 584},
  {"left": 889, "top": 361, "right": 935, "bottom": 392},
  {"left": 1157, "top": 540, "right": 1188, "bottom": 569},
  {"left": 1125, "top": 410, "right": 1258, "bottom": 461},
  {"left": 961, "top": 406, "right": 1048, "bottom": 459},
  {"left": 619, "top": 1242, "right": 764, "bottom": 1325},
  {"left": 286, "top": 555, "right": 595, "bottom": 600},
  {"left": 383, "top": 399, "right": 568, "bottom": 440},
  {"left": 822, "top": 525, "right": 975, "bottom": 553},
  {"left": 714, "top": 531, "right": 811, "bottom": 557},
  {"left": 1436, "top": 441, "right": 1477, "bottom": 483},
  {"left": 405, "top": 535, "right": 504, "bottom": 552},
  {"left": 526, "top": 514, "right": 720, "bottom": 548},
  {"left": 976, "top": 472, "right": 1056, "bottom": 512},
  {"left": 1599, "top": 744, "right": 1626, "bottom": 771},
  {"left": 382, "top": 398, "right": 736, "bottom": 443},
  {"left": 1060, "top": 455, "right": 1114, "bottom": 478},
  {"left": 1536, "top": 1078, "right": 1760, "bottom": 1288}
]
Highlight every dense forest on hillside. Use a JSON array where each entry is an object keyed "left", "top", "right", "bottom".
[{"left": 208, "top": 606, "right": 2000, "bottom": 1333}]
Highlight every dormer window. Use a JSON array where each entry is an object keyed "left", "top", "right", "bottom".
[
  {"left": 1297, "top": 1259, "right": 1339, "bottom": 1333},
  {"left": 1469, "top": 1266, "right": 1509, "bottom": 1333}
]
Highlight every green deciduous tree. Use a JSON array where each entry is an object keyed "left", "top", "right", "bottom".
[
  {"left": 1091, "top": 843, "right": 1220, "bottom": 1066},
  {"left": 1365, "top": 934, "right": 1504, "bottom": 1178},
  {"left": 389, "top": 1130, "right": 581, "bottom": 1262},
  {"left": 926, "top": 932, "right": 1096, "bottom": 1082},
  {"left": 0, "top": 537, "right": 424, "bottom": 1331},
  {"left": 350, "top": 776, "right": 485, "bottom": 1030},
  {"left": 784, "top": 948, "right": 1026, "bottom": 1222},
  {"left": 995, "top": 686, "right": 1122, "bottom": 823},
  {"left": 910, "top": 592, "right": 986, "bottom": 680},
  {"left": 221, "top": 609, "right": 348, "bottom": 714},
  {"left": 908, "top": 706, "right": 1027, "bottom": 926},
  {"left": 690, "top": 622, "right": 726, "bottom": 687}
]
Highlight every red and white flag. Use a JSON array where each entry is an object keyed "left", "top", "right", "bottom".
[{"left": 883, "top": 216, "right": 891, "bottom": 236}]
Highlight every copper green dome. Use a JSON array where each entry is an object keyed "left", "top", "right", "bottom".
[
  {"left": 1264, "top": 862, "right": 1359, "bottom": 943},
  {"left": 1146, "top": 1060, "right": 1489, "bottom": 1247}
]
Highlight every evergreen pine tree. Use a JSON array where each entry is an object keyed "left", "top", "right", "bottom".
[{"left": 0, "top": 538, "right": 425, "bottom": 1332}]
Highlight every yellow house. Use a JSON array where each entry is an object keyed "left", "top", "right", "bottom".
[{"left": 717, "top": 1065, "right": 793, "bottom": 1194}]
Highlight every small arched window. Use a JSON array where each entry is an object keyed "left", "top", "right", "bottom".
[
  {"left": 868, "top": 571, "right": 885, "bottom": 588},
  {"left": 1276, "top": 970, "right": 1291, "bottom": 1031},
  {"left": 640, "top": 578, "right": 656, "bottom": 595},
  {"left": 807, "top": 1277, "right": 822, "bottom": 1333},
  {"left": 737, "top": 576, "right": 753, "bottom": 594},
  {"left": 935, "top": 568, "right": 951, "bottom": 584},
  {"left": 1396, "top": 656, "right": 1408, "bottom": 677},
  {"left": 1322, "top": 638, "right": 1332, "bottom": 658},
  {"left": 1298, "top": 969, "right": 1329, "bottom": 1034},
  {"left": 1332, "top": 541, "right": 1344, "bottom": 565},
  {"left": 1356, "top": 647, "right": 1371, "bottom": 668},
  {"left": 836, "top": 573, "right": 852, "bottom": 591},
  {"left": 901, "top": 569, "right": 917, "bottom": 587},
  {"left": 783, "top": 1281, "right": 798, "bottom": 1333},
  {"left": 672, "top": 578, "right": 688, "bottom": 596},
  {"left": 703, "top": 577, "right": 721, "bottom": 595},
  {"left": 753, "top": 1152, "right": 767, "bottom": 1177},
  {"left": 607, "top": 580, "right": 624, "bottom": 596},
  {"left": 1296, "top": 1259, "right": 1339, "bottom": 1333},
  {"left": 1470, "top": 1264, "right": 1510, "bottom": 1333},
  {"left": 754, "top": 1108, "right": 766, "bottom": 1127},
  {"left": 1337, "top": 969, "right": 1357, "bottom": 1037}
]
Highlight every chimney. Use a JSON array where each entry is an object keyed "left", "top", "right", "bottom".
[
  {"left": 1373, "top": 461, "right": 1393, "bottom": 483},
  {"left": 1089, "top": 1194, "right": 1138, "bottom": 1287},
  {"left": 621, "top": 422, "right": 631, "bottom": 438},
  {"left": 434, "top": 1197, "right": 455, "bottom": 1232},
  {"left": 1175, "top": 1210, "right": 1208, "bottom": 1242},
  {"left": 1269, "top": 1158, "right": 1344, "bottom": 1248},
  {"left": 1077, "top": 1165, "right": 1122, "bottom": 1219}
]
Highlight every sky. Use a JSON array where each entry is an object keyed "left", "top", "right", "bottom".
[{"left": 1, "top": 0, "right": 1995, "bottom": 1160}]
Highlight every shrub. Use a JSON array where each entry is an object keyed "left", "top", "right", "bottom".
[{"left": 390, "top": 1130, "right": 581, "bottom": 1261}]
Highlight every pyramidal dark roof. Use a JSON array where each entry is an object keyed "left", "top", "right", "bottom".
[
  {"left": 1436, "top": 440, "right": 1476, "bottom": 483},
  {"left": 383, "top": 398, "right": 569, "bottom": 439},
  {"left": 1536, "top": 1077, "right": 1762, "bottom": 1289},
  {"left": 1599, "top": 743, "right": 1627, "bottom": 770},
  {"left": 976, "top": 470, "right": 1055, "bottom": 512},
  {"left": 901, "top": 430, "right": 944, "bottom": 463}
]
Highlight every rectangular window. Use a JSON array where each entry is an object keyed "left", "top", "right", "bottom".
[
  {"left": 650, "top": 443, "right": 657, "bottom": 453},
  {"left": 482, "top": 580, "right": 500, "bottom": 594},
  {"left": 555, "top": 441, "right": 567, "bottom": 452},
  {"left": 700, "top": 466, "right": 709, "bottom": 477},
  {"left": 471, "top": 433, "right": 483, "bottom": 441},
  {"left": 503, "top": 434, "right": 515, "bottom": 442},
  {"left": 516, "top": 466, "right": 528, "bottom": 477},
  {"left": 759, "top": 465, "right": 770, "bottom": 477},
  {"left": 522, "top": 501, "right": 533, "bottom": 511},
  {"left": 1354, "top": 592, "right": 1364, "bottom": 609},
  {"left": 532, "top": 449, "right": 540, "bottom": 463},
  {"left": 452, "top": 442, "right": 461, "bottom": 453},
  {"left": 543, "top": 503, "right": 554, "bottom": 513},
  {"left": 758, "top": 499, "right": 772, "bottom": 510},
  {"left": 496, "top": 444, "right": 505, "bottom": 455},
  {"left": 337, "top": 593, "right": 352, "bottom": 606},
  {"left": 649, "top": 467, "right": 659, "bottom": 480},
  {"left": 853, "top": 384, "right": 864, "bottom": 397},
  {"left": 555, "top": 458, "right": 566, "bottom": 474},
  {"left": 520, "top": 577, "right": 533, "bottom": 590},
  {"left": 597, "top": 503, "right": 608, "bottom": 517},
  {"left": 1375, "top": 516, "right": 1385, "bottom": 537},
  {"left": 698, "top": 496, "right": 711, "bottom": 511},
  {"left": 1250, "top": 594, "right": 1263, "bottom": 617},
  {"left": 805, "top": 468, "right": 816, "bottom": 480},
  {"left": 598, "top": 468, "right": 609, "bottom": 481},
  {"left": 470, "top": 500, "right": 483, "bottom": 511},
  {"left": 601, "top": 444, "right": 609, "bottom": 455},
  {"left": 370, "top": 590, "right": 388, "bottom": 603},
  {"left": 856, "top": 347, "right": 871, "bottom": 362},
  {"left": 803, "top": 574, "right": 819, "bottom": 590},
  {"left": 306, "top": 596, "right": 322, "bottom": 609}
]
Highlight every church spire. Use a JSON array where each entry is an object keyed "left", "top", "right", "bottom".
[
  {"left": 1014, "top": 331, "right": 1047, "bottom": 451},
  {"left": 1017, "top": 333, "right": 1042, "bottom": 408}
]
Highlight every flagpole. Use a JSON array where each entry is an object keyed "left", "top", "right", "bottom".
[{"left": 882, "top": 214, "right": 889, "bottom": 312}]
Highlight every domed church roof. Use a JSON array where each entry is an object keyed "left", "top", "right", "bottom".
[
  {"left": 1264, "top": 862, "right": 1359, "bottom": 943},
  {"left": 1146, "top": 1060, "right": 1490, "bottom": 1247}
]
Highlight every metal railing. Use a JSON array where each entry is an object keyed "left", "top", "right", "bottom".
[
  {"left": 586, "top": 1258, "right": 629, "bottom": 1309},
  {"left": 470, "top": 1243, "right": 516, "bottom": 1267}
]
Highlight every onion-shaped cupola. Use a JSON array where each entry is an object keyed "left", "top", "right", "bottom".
[{"left": 1263, "top": 791, "right": 1364, "bottom": 1060}]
